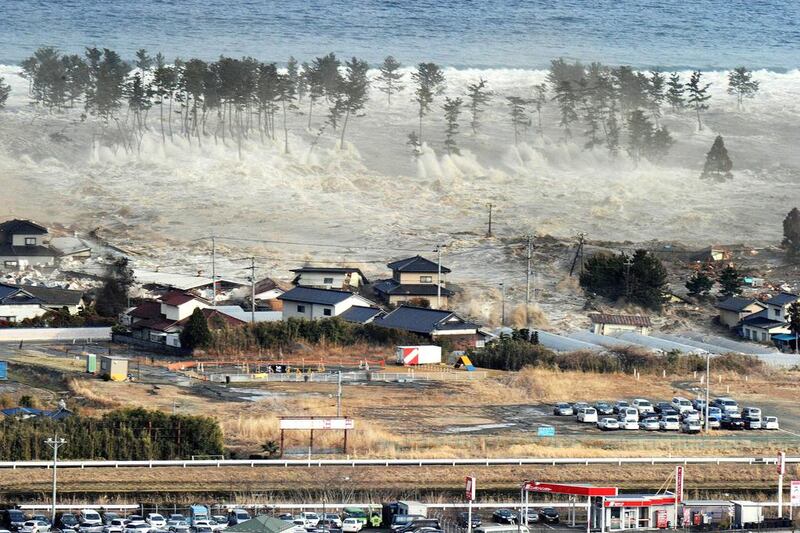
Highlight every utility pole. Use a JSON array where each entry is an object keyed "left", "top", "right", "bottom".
[
  {"left": 704, "top": 352, "right": 710, "bottom": 433},
  {"left": 211, "top": 234, "right": 217, "bottom": 307},
  {"left": 500, "top": 282, "right": 506, "bottom": 327},
  {"left": 525, "top": 235, "right": 532, "bottom": 329},
  {"left": 45, "top": 433, "right": 67, "bottom": 525},
  {"left": 337, "top": 370, "right": 343, "bottom": 417},
  {"left": 569, "top": 233, "right": 587, "bottom": 277},
  {"left": 248, "top": 256, "right": 256, "bottom": 324},
  {"left": 486, "top": 203, "right": 494, "bottom": 237},
  {"left": 624, "top": 257, "right": 634, "bottom": 299},
  {"left": 434, "top": 244, "right": 444, "bottom": 309}
]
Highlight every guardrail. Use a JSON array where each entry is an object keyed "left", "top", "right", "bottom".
[
  {"left": 0, "top": 455, "right": 796, "bottom": 470},
  {"left": 208, "top": 370, "right": 487, "bottom": 383}
]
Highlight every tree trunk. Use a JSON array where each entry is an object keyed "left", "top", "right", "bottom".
[
  {"left": 159, "top": 100, "right": 165, "bottom": 144},
  {"left": 283, "top": 100, "right": 289, "bottom": 154},
  {"left": 308, "top": 99, "right": 314, "bottom": 130},
  {"left": 339, "top": 109, "right": 350, "bottom": 149}
]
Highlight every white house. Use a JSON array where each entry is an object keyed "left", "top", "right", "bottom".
[
  {"left": 589, "top": 313, "right": 652, "bottom": 336},
  {"left": 763, "top": 292, "right": 799, "bottom": 323},
  {"left": 740, "top": 309, "right": 790, "bottom": 344},
  {"left": 0, "top": 282, "right": 84, "bottom": 323},
  {"left": 159, "top": 291, "right": 210, "bottom": 321},
  {"left": 0, "top": 219, "right": 58, "bottom": 270},
  {"left": 290, "top": 266, "right": 368, "bottom": 291},
  {"left": 278, "top": 286, "right": 376, "bottom": 320}
]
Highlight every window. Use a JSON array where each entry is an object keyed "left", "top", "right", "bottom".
[
  {"left": 4, "top": 260, "right": 18, "bottom": 268},
  {"left": 774, "top": 308, "right": 781, "bottom": 317},
  {"left": 297, "top": 305, "right": 306, "bottom": 313},
  {"left": 323, "top": 277, "right": 334, "bottom": 284},
  {"left": 0, "top": 316, "right": 16, "bottom": 323},
  {"left": 761, "top": 332, "right": 767, "bottom": 341},
  {"left": 24, "top": 237, "right": 36, "bottom": 246},
  {"left": 323, "top": 308, "right": 332, "bottom": 316},
  {"left": 420, "top": 276, "right": 433, "bottom": 283}
]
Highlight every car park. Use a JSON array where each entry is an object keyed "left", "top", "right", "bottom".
[
  {"left": 390, "top": 516, "right": 424, "bottom": 531},
  {"left": 597, "top": 417, "right": 620, "bottom": 431},
  {"left": 761, "top": 416, "right": 779, "bottom": 430},
  {"left": 146, "top": 517, "right": 166, "bottom": 530},
  {"left": 553, "top": 403, "right": 573, "bottom": 416},
  {"left": 618, "top": 407, "right": 639, "bottom": 423},
  {"left": 538, "top": 509, "right": 559, "bottom": 524},
  {"left": 632, "top": 399, "right": 654, "bottom": 414},
  {"left": 681, "top": 419, "right": 701, "bottom": 433},
  {"left": 341, "top": 520, "right": 362, "bottom": 533},
  {"left": 712, "top": 397, "right": 739, "bottom": 414},
  {"left": 104, "top": 520, "right": 127, "bottom": 533},
  {"left": 577, "top": 407, "right": 598, "bottom": 423},
  {"left": 456, "top": 514, "right": 481, "bottom": 529},
  {"left": 660, "top": 416, "right": 680, "bottom": 431},
  {"left": 671, "top": 397, "right": 693, "bottom": 414},
  {"left": 594, "top": 402, "right": 613, "bottom": 415},
  {"left": 620, "top": 419, "right": 638, "bottom": 430},
  {"left": 639, "top": 417, "right": 660, "bottom": 431},
  {"left": 491, "top": 510, "right": 517, "bottom": 525},
  {"left": 721, "top": 416, "right": 745, "bottom": 430},
  {"left": 613, "top": 400, "right": 630, "bottom": 414}
]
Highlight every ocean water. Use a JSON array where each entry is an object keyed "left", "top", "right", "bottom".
[{"left": 0, "top": 0, "right": 798, "bottom": 69}]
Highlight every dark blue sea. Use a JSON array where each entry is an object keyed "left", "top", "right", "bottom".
[{"left": 0, "top": 0, "right": 798, "bottom": 69}]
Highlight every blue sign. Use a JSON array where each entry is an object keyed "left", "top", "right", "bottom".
[{"left": 537, "top": 425, "right": 556, "bottom": 437}]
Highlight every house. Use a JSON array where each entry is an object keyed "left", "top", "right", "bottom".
[
  {"left": 373, "top": 255, "right": 453, "bottom": 309},
  {"left": 290, "top": 266, "right": 367, "bottom": 291},
  {"left": 0, "top": 219, "right": 58, "bottom": 270},
  {"left": 1, "top": 406, "right": 73, "bottom": 420},
  {"left": 133, "top": 269, "right": 247, "bottom": 301},
  {"left": 740, "top": 309, "right": 790, "bottom": 344},
  {"left": 763, "top": 292, "right": 800, "bottom": 323},
  {"left": 278, "top": 287, "right": 376, "bottom": 321},
  {"left": 0, "top": 282, "right": 84, "bottom": 323},
  {"left": 212, "top": 305, "right": 282, "bottom": 323},
  {"left": 338, "top": 306, "right": 384, "bottom": 324},
  {"left": 373, "top": 305, "right": 487, "bottom": 349},
  {"left": 715, "top": 296, "right": 766, "bottom": 328},
  {"left": 251, "top": 277, "right": 292, "bottom": 310},
  {"left": 589, "top": 313, "right": 652, "bottom": 336}
]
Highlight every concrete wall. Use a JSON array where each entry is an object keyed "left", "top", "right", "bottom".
[
  {"left": 389, "top": 294, "right": 447, "bottom": 308},
  {"left": 0, "top": 304, "right": 46, "bottom": 322},
  {"left": 591, "top": 323, "right": 649, "bottom": 336},
  {"left": 0, "top": 327, "right": 111, "bottom": 342},
  {"left": 0, "top": 255, "right": 55, "bottom": 269}
]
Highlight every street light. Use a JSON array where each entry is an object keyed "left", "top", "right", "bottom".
[{"left": 45, "top": 434, "right": 67, "bottom": 524}]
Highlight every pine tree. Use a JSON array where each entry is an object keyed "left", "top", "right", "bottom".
[
  {"left": 685, "top": 271, "right": 714, "bottom": 296},
  {"left": 179, "top": 308, "right": 212, "bottom": 351},
  {"left": 336, "top": 57, "right": 369, "bottom": 148},
  {"left": 605, "top": 99, "right": 620, "bottom": 155},
  {"left": 411, "top": 62, "right": 445, "bottom": 143},
  {"left": 465, "top": 78, "right": 492, "bottom": 134},
  {"left": 376, "top": 56, "right": 404, "bottom": 106},
  {"left": 406, "top": 131, "right": 421, "bottom": 158},
  {"left": 442, "top": 96, "right": 463, "bottom": 155},
  {"left": 727, "top": 67, "right": 759, "bottom": 111},
  {"left": 134, "top": 49, "right": 153, "bottom": 71},
  {"left": 648, "top": 70, "right": 666, "bottom": 124},
  {"left": 781, "top": 207, "right": 800, "bottom": 259},
  {"left": 717, "top": 265, "right": 742, "bottom": 297},
  {"left": 506, "top": 96, "right": 532, "bottom": 146},
  {"left": 648, "top": 126, "right": 674, "bottom": 162},
  {"left": 700, "top": 135, "right": 733, "bottom": 181},
  {"left": 286, "top": 56, "right": 301, "bottom": 99},
  {"left": 276, "top": 72, "right": 297, "bottom": 154},
  {"left": 785, "top": 302, "right": 800, "bottom": 353},
  {"left": 666, "top": 72, "right": 684, "bottom": 111},
  {"left": 626, "top": 109, "right": 654, "bottom": 163},
  {"left": 553, "top": 81, "right": 578, "bottom": 138},
  {"left": 95, "top": 256, "right": 134, "bottom": 318},
  {"left": 0, "top": 77, "right": 9, "bottom": 108},
  {"left": 532, "top": 83, "right": 547, "bottom": 133},
  {"left": 686, "top": 70, "right": 711, "bottom": 130}
]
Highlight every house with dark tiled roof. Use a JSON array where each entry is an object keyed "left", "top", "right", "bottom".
[
  {"left": 0, "top": 219, "right": 58, "bottom": 270},
  {"left": 740, "top": 308, "right": 790, "bottom": 343},
  {"left": 0, "top": 282, "right": 85, "bottom": 323},
  {"left": 715, "top": 296, "right": 766, "bottom": 328},
  {"left": 589, "top": 313, "right": 651, "bottom": 335},
  {"left": 373, "top": 305, "right": 487, "bottom": 349},
  {"left": 252, "top": 277, "right": 293, "bottom": 310},
  {"left": 290, "top": 266, "right": 367, "bottom": 291},
  {"left": 338, "top": 306, "right": 384, "bottom": 324},
  {"left": 763, "top": 292, "right": 800, "bottom": 323},
  {"left": 277, "top": 287, "right": 377, "bottom": 321},
  {"left": 373, "top": 255, "right": 453, "bottom": 309}
]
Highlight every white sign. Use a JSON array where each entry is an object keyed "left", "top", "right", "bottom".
[
  {"left": 465, "top": 476, "right": 476, "bottom": 501},
  {"left": 791, "top": 480, "right": 800, "bottom": 506},
  {"left": 279, "top": 418, "right": 354, "bottom": 430},
  {"left": 676, "top": 466, "right": 684, "bottom": 503},
  {"left": 778, "top": 451, "right": 786, "bottom": 475}
]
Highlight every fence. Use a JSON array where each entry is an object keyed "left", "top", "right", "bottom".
[
  {"left": 0, "top": 327, "right": 111, "bottom": 343},
  {"left": 207, "top": 369, "right": 487, "bottom": 383}
]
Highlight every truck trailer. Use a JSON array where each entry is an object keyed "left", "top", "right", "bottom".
[
  {"left": 396, "top": 501, "right": 428, "bottom": 518},
  {"left": 395, "top": 346, "right": 442, "bottom": 366}
]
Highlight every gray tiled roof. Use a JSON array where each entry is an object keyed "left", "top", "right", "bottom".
[
  {"left": 375, "top": 305, "right": 478, "bottom": 334},
  {"left": 339, "top": 306, "right": 383, "bottom": 324},
  {"left": 387, "top": 255, "right": 451, "bottom": 274},
  {"left": 277, "top": 286, "right": 358, "bottom": 305},
  {"left": 373, "top": 279, "right": 453, "bottom": 297},
  {"left": 716, "top": 296, "right": 763, "bottom": 312},
  {"left": 765, "top": 292, "right": 799, "bottom": 306},
  {"left": 9, "top": 284, "right": 83, "bottom": 306}
]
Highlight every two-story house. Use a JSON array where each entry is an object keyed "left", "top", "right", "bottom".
[
  {"left": 715, "top": 296, "right": 766, "bottom": 328},
  {"left": 290, "top": 266, "right": 367, "bottom": 291},
  {"left": 373, "top": 305, "right": 488, "bottom": 349},
  {"left": 763, "top": 292, "right": 800, "bottom": 322},
  {"left": 0, "top": 219, "right": 58, "bottom": 270},
  {"left": 0, "top": 282, "right": 85, "bottom": 323},
  {"left": 278, "top": 286, "right": 377, "bottom": 321},
  {"left": 373, "top": 255, "right": 453, "bottom": 309}
]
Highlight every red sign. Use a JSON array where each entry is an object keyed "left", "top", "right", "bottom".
[
  {"left": 656, "top": 510, "right": 668, "bottom": 529},
  {"left": 465, "top": 476, "right": 476, "bottom": 501},
  {"left": 604, "top": 497, "right": 676, "bottom": 508},
  {"left": 676, "top": 466, "right": 684, "bottom": 503},
  {"left": 524, "top": 481, "right": 618, "bottom": 497},
  {"left": 777, "top": 451, "right": 786, "bottom": 475}
]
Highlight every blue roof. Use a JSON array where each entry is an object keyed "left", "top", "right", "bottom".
[
  {"left": 277, "top": 286, "right": 358, "bottom": 305},
  {"left": 771, "top": 333, "right": 797, "bottom": 341},
  {"left": 338, "top": 306, "right": 383, "bottom": 324},
  {"left": 766, "top": 292, "right": 799, "bottom": 306},
  {"left": 387, "top": 255, "right": 451, "bottom": 274},
  {"left": 374, "top": 305, "right": 479, "bottom": 335}
]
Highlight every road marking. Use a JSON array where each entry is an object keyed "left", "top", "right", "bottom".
[
  {"left": 778, "top": 428, "right": 800, "bottom": 437},
  {"left": 542, "top": 523, "right": 555, "bottom": 529}
]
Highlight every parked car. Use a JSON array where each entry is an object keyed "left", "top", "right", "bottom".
[
  {"left": 538, "top": 509, "right": 560, "bottom": 524},
  {"left": 168, "top": 518, "right": 185, "bottom": 524},
  {"left": 712, "top": 397, "right": 739, "bottom": 414},
  {"left": 720, "top": 416, "right": 745, "bottom": 430},
  {"left": 553, "top": 403, "right": 573, "bottom": 416},
  {"left": 632, "top": 399, "right": 654, "bottom": 414},
  {"left": 289, "top": 520, "right": 307, "bottom": 533},
  {"left": 594, "top": 402, "right": 614, "bottom": 415},
  {"left": 30, "top": 519, "right": 48, "bottom": 528},
  {"left": 80, "top": 522, "right": 105, "bottom": 533},
  {"left": 706, "top": 416, "right": 721, "bottom": 429},
  {"left": 491, "top": 510, "right": 517, "bottom": 525},
  {"left": 322, "top": 515, "right": 342, "bottom": 529},
  {"left": 597, "top": 418, "right": 620, "bottom": 431},
  {"left": 210, "top": 517, "right": 228, "bottom": 530},
  {"left": 101, "top": 515, "right": 120, "bottom": 526},
  {"left": 639, "top": 418, "right": 660, "bottom": 431},
  {"left": 456, "top": 513, "right": 481, "bottom": 529},
  {"left": 341, "top": 519, "right": 362, "bottom": 533},
  {"left": 20, "top": 522, "right": 50, "bottom": 533},
  {"left": 277, "top": 516, "right": 294, "bottom": 523},
  {"left": 103, "top": 519, "right": 127, "bottom": 533},
  {"left": 314, "top": 519, "right": 341, "bottom": 533},
  {"left": 681, "top": 419, "right": 702, "bottom": 434},
  {"left": 146, "top": 517, "right": 166, "bottom": 530},
  {"left": 192, "top": 527, "right": 214, "bottom": 533},
  {"left": 521, "top": 509, "right": 539, "bottom": 524},
  {"left": 4, "top": 510, "right": 29, "bottom": 532},
  {"left": 742, "top": 407, "right": 762, "bottom": 429},
  {"left": 577, "top": 407, "right": 598, "bottom": 423},
  {"left": 617, "top": 407, "right": 639, "bottom": 423},
  {"left": 743, "top": 417, "right": 762, "bottom": 430},
  {"left": 390, "top": 516, "right": 424, "bottom": 532},
  {"left": 397, "top": 520, "right": 440, "bottom": 533},
  {"left": 671, "top": 397, "right": 693, "bottom": 414},
  {"left": 620, "top": 419, "right": 638, "bottom": 430},
  {"left": 654, "top": 402, "right": 672, "bottom": 414},
  {"left": 123, "top": 523, "right": 150, "bottom": 533},
  {"left": 692, "top": 398, "right": 707, "bottom": 411},
  {"left": 682, "top": 410, "right": 700, "bottom": 422},
  {"left": 761, "top": 416, "right": 780, "bottom": 430},
  {"left": 613, "top": 400, "right": 630, "bottom": 414},
  {"left": 59, "top": 515, "right": 80, "bottom": 532},
  {"left": 165, "top": 521, "right": 188, "bottom": 533},
  {"left": 571, "top": 402, "right": 590, "bottom": 414},
  {"left": 299, "top": 514, "right": 320, "bottom": 529},
  {"left": 708, "top": 406, "right": 722, "bottom": 418},
  {"left": 660, "top": 416, "right": 680, "bottom": 431}
]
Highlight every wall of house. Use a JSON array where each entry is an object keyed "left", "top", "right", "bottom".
[
  {"left": 396, "top": 272, "right": 444, "bottom": 285},
  {"left": 766, "top": 303, "right": 791, "bottom": 322},
  {"left": 161, "top": 299, "right": 207, "bottom": 321},
  {"left": 0, "top": 304, "right": 46, "bottom": 322},
  {"left": 591, "top": 323, "right": 648, "bottom": 336},
  {"left": 742, "top": 324, "right": 789, "bottom": 344},
  {"left": 295, "top": 272, "right": 361, "bottom": 289},
  {"left": 389, "top": 294, "right": 448, "bottom": 309},
  {"left": 281, "top": 301, "right": 334, "bottom": 320},
  {"left": 11, "top": 233, "right": 47, "bottom": 246},
  {"left": 718, "top": 309, "right": 744, "bottom": 328},
  {"left": 0, "top": 255, "right": 55, "bottom": 270}
]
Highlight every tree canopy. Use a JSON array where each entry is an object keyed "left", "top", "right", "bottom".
[
  {"left": 579, "top": 249, "right": 668, "bottom": 310},
  {"left": 701, "top": 135, "right": 733, "bottom": 181}
]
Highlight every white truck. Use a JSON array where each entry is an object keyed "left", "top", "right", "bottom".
[
  {"left": 396, "top": 501, "right": 428, "bottom": 518},
  {"left": 396, "top": 346, "right": 442, "bottom": 366}
]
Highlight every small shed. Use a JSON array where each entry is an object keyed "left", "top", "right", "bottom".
[
  {"left": 226, "top": 515, "right": 294, "bottom": 533},
  {"left": 100, "top": 356, "right": 129, "bottom": 381},
  {"left": 589, "top": 313, "right": 652, "bottom": 336},
  {"left": 85, "top": 353, "right": 97, "bottom": 373}
]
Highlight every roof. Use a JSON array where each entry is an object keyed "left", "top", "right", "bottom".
[
  {"left": 1, "top": 406, "right": 72, "bottom": 420},
  {"left": 0, "top": 219, "right": 48, "bottom": 237},
  {"left": 339, "top": 306, "right": 384, "bottom": 324},
  {"left": 374, "top": 305, "right": 479, "bottom": 335},
  {"left": 253, "top": 277, "right": 292, "bottom": 295},
  {"left": 716, "top": 296, "right": 764, "bottom": 313},
  {"left": 740, "top": 309, "right": 786, "bottom": 329},
  {"left": 133, "top": 269, "right": 247, "bottom": 291},
  {"left": 372, "top": 279, "right": 454, "bottom": 297},
  {"left": 588, "top": 313, "right": 652, "bottom": 327},
  {"left": 161, "top": 292, "right": 203, "bottom": 306},
  {"left": 771, "top": 333, "right": 798, "bottom": 341},
  {"left": 0, "top": 283, "right": 39, "bottom": 305},
  {"left": 129, "top": 301, "right": 162, "bottom": 320},
  {"left": 765, "top": 292, "right": 799, "bottom": 306},
  {"left": 290, "top": 266, "right": 366, "bottom": 276},
  {"left": 190, "top": 308, "right": 246, "bottom": 328},
  {"left": 212, "top": 305, "right": 282, "bottom": 323},
  {"left": 132, "top": 317, "right": 181, "bottom": 333},
  {"left": 9, "top": 284, "right": 83, "bottom": 306},
  {"left": 0, "top": 244, "right": 57, "bottom": 257},
  {"left": 226, "top": 515, "right": 294, "bottom": 533},
  {"left": 387, "top": 255, "right": 451, "bottom": 274},
  {"left": 277, "top": 286, "right": 361, "bottom": 305}
]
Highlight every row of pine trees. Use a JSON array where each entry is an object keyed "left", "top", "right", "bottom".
[{"left": 3, "top": 48, "right": 761, "bottom": 162}]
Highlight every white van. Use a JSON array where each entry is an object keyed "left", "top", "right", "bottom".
[
  {"left": 632, "top": 399, "right": 654, "bottom": 414},
  {"left": 577, "top": 407, "right": 598, "bottom": 423},
  {"left": 671, "top": 397, "right": 693, "bottom": 414},
  {"left": 618, "top": 407, "right": 639, "bottom": 422},
  {"left": 79, "top": 512, "right": 103, "bottom": 527}
]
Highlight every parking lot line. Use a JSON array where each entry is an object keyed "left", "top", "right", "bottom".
[{"left": 777, "top": 428, "right": 800, "bottom": 438}]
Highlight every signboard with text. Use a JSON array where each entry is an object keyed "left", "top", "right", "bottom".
[
  {"left": 777, "top": 451, "right": 786, "bottom": 475},
  {"left": 791, "top": 480, "right": 800, "bottom": 506},
  {"left": 465, "top": 476, "right": 476, "bottom": 501},
  {"left": 279, "top": 418, "right": 354, "bottom": 430},
  {"left": 537, "top": 425, "right": 556, "bottom": 437},
  {"left": 676, "top": 466, "right": 684, "bottom": 503}
]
